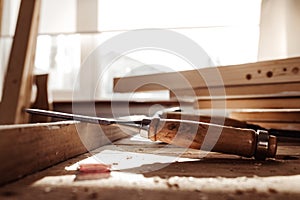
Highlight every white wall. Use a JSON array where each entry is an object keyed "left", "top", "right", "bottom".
[
  {"left": 258, "top": 0, "right": 300, "bottom": 60},
  {"left": 39, "top": 0, "right": 77, "bottom": 34}
]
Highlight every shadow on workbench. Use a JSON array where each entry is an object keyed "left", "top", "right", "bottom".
[{"left": 123, "top": 156, "right": 299, "bottom": 178}]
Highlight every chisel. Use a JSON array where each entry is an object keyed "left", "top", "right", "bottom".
[{"left": 25, "top": 108, "right": 277, "bottom": 160}]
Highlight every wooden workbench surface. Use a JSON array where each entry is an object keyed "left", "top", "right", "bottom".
[{"left": 1, "top": 135, "right": 300, "bottom": 200}]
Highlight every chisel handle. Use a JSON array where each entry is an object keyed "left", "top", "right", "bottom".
[{"left": 143, "top": 118, "right": 277, "bottom": 159}]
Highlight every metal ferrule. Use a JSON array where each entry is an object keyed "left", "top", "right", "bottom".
[
  {"left": 139, "top": 118, "right": 152, "bottom": 138},
  {"left": 254, "top": 130, "right": 270, "bottom": 160}
]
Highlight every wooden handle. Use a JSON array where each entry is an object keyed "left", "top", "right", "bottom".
[{"left": 148, "top": 118, "right": 275, "bottom": 158}]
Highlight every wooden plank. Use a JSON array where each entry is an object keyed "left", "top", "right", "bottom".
[
  {"left": 0, "top": 0, "right": 41, "bottom": 124},
  {"left": 0, "top": 121, "right": 131, "bottom": 185},
  {"left": 0, "top": 0, "right": 3, "bottom": 35},
  {"left": 194, "top": 95, "right": 300, "bottom": 109},
  {"left": 230, "top": 109, "right": 300, "bottom": 123},
  {"left": 113, "top": 57, "right": 300, "bottom": 92},
  {"left": 170, "top": 82, "right": 300, "bottom": 99}
]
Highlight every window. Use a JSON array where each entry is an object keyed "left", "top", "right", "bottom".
[{"left": 0, "top": 0, "right": 262, "bottom": 101}]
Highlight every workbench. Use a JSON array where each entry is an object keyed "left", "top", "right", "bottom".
[{"left": 1, "top": 134, "right": 300, "bottom": 200}]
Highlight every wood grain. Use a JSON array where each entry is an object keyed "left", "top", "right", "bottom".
[
  {"left": 0, "top": 121, "right": 131, "bottom": 185},
  {"left": 114, "top": 57, "right": 300, "bottom": 92},
  {"left": 0, "top": 0, "right": 41, "bottom": 124}
]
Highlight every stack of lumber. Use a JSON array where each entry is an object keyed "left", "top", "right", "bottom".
[
  {"left": 113, "top": 57, "right": 300, "bottom": 131},
  {"left": 114, "top": 57, "right": 300, "bottom": 107}
]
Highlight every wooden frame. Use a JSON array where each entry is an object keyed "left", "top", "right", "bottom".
[{"left": 0, "top": 0, "right": 41, "bottom": 124}]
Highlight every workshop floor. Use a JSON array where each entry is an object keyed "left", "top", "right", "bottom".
[{"left": 1, "top": 135, "right": 300, "bottom": 200}]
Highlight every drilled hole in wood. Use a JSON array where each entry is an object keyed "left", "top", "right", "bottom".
[
  {"left": 292, "top": 67, "right": 299, "bottom": 74},
  {"left": 257, "top": 70, "right": 261, "bottom": 74},
  {"left": 266, "top": 71, "right": 273, "bottom": 78},
  {"left": 246, "top": 74, "right": 252, "bottom": 80},
  {"left": 283, "top": 68, "right": 287, "bottom": 72}
]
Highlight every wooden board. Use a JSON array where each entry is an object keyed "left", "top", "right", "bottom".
[
  {"left": 114, "top": 57, "right": 300, "bottom": 92},
  {"left": 1, "top": 136, "right": 300, "bottom": 199},
  {"left": 170, "top": 82, "right": 300, "bottom": 99},
  {"left": 230, "top": 109, "right": 300, "bottom": 123},
  {"left": 194, "top": 95, "right": 300, "bottom": 109},
  {"left": 0, "top": 0, "right": 41, "bottom": 124},
  {"left": 0, "top": 121, "right": 131, "bottom": 185}
]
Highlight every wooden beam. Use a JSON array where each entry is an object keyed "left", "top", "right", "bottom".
[
  {"left": 0, "top": 0, "right": 3, "bottom": 35},
  {"left": 113, "top": 57, "right": 300, "bottom": 92},
  {"left": 170, "top": 82, "right": 300, "bottom": 99},
  {"left": 0, "top": 121, "right": 131, "bottom": 185},
  {"left": 194, "top": 94, "right": 300, "bottom": 109},
  {"left": 0, "top": 0, "right": 41, "bottom": 124}
]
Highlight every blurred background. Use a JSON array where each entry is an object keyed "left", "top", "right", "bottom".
[{"left": 0, "top": 0, "right": 299, "bottom": 101}]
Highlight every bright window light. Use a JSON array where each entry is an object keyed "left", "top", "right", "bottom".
[{"left": 1, "top": 0, "right": 262, "bottom": 101}]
